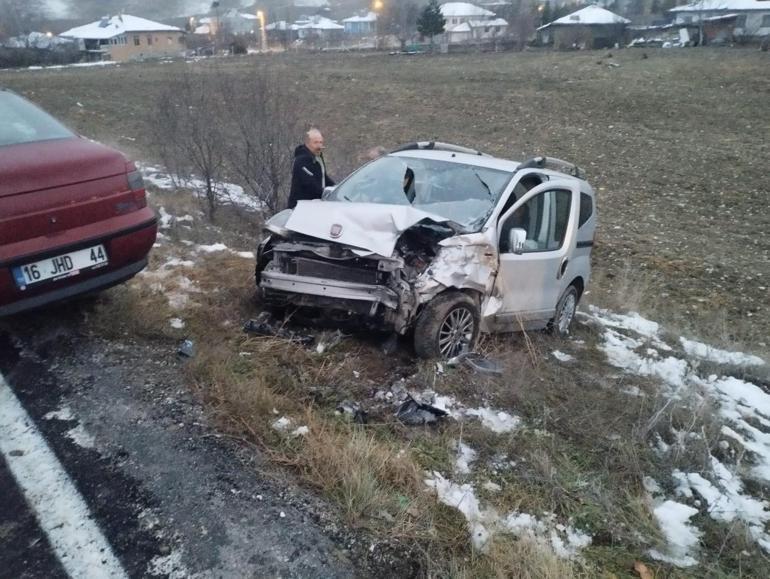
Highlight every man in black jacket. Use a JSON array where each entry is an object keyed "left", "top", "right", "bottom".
[{"left": 287, "top": 128, "right": 335, "bottom": 209}]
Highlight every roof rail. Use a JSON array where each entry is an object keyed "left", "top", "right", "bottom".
[
  {"left": 515, "top": 156, "right": 585, "bottom": 180},
  {"left": 391, "top": 141, "right": 490, "bottom": 157}
]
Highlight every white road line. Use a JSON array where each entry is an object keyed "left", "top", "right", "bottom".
[{"left": 0, "top": 372, "right": 128, "bottom": 579}]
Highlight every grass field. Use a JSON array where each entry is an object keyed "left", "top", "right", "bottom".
[{"left": 3, "top": 48, "right": 769, "bottom": 577}]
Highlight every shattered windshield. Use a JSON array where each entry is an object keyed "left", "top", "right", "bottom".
[{"left": 330, "top": 156, "right": 512, "bottom": 230}]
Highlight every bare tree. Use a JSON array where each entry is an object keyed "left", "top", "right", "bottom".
[
  {"left": 509, "top": 0, "right": 539, "bottom": 50},
  {"left": 153, "top": 69, "right": 228, "bottom": 221},
  {"left": 380, "top": 0, "right": 420, "bottom": 49},
  {"left": 219, "top": 66, "right": 301, "bottom": 213},
  {"left": 0, "top": 0, "right": 46, "bottom": 39}
]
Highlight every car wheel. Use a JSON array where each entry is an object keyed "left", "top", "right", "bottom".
[
  {"left": 549, "top": 285, "right": 578, "bottom": 337},
  {"left": 414, "top": 292, "right": 480, "bottom": 359}
]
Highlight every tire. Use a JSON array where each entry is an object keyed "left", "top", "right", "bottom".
[
  {"left": 414, "top": 292, "right": 480, "bottom": 359},
  {"left": 549, "top": 285, "right": 578, "bottom": 337}
]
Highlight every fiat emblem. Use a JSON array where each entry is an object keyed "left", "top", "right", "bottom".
[{"left": 330, "top": 224, "right": 343, "bottom": 238}]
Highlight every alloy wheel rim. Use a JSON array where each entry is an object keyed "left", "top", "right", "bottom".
[
  {"left": 558, "top": 293, "right": 576, "bottom": 334},
  {"left": 438, "top": 307, "right": 474, "bottom": 358}
]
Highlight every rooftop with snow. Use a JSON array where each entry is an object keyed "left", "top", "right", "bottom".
[
  {"left": 60, "top": 14, "right": 182, "bottom": 40},
  {"left": 538, "top": 5, "right": 630, "bottom": 29},
  {"left": 440, "top": 2, "right": 496, "bottom": 17}
]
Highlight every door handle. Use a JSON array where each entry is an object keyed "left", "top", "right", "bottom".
[{"left": 557, "top": 258, "right": 569, "bottom": 280}]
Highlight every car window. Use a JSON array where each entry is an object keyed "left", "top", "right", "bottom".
[
  {"left": 330, "top": 155, "right": 512, "bottom": 231},
  {"left": 578, "top": 193, "right": 593, "bottom": 228},
  {"left": 0, "top": 92, "right": 74, "bottom": 147},
  {"left": 500, "top": 189, "right": 572, "bottom": 253}
]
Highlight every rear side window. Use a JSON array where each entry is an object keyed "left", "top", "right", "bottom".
[
  {"left": 0, "top": 92, "right": 74, "bottom": 147},
  {"left": 578, "top": 193, "right": 593, "bottom": 228}
]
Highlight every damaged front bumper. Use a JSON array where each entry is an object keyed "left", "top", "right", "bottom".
[
  {"left": 259, "top": 240, "right": 418, "bottom": 332},
  {"left": 260, "top": 271, "right": 399, "bottom": 312}
]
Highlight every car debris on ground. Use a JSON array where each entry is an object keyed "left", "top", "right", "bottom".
[
  {"left": 177, "top": 339, "right": 195, "bottom": 358},
  {"left": 395, "top": 394, "right": 448, "bottom": 426},
  {"left": 335, "top": 400, "right": 368, "bottom": 424},
  {"left": 243, "top": 312, "right": 314, "bottom": 346}
]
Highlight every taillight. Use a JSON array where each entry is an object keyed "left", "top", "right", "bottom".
[
  {"left": 126, "top": 169, "right": 147, "bottom": 210},
  {"left": 127, "top": 170, "right": 145, "bottom": 192},
  {"left": 114, "top": 169, "right": 148, "bottom": 215}
]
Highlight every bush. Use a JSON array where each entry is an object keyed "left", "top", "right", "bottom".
[{"left": 0, "top": 45, "right": 82, "bottom": 69}]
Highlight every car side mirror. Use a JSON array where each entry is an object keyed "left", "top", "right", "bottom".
[
  {"left": 509, "top": 228, "right": 527, "bottom": 254},
  {"left": 322, "top": 186, "right": 337, "bottom": 200}
]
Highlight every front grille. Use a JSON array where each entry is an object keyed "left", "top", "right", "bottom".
[{"left": 292, "top": 257, "right": 380, "bottom": 285}]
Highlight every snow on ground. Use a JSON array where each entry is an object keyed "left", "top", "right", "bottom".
[
  {"left": 552, "top": 350, "right": 574, "bottom": 362},
  {"left": 195, "top": 243, "right": 229, "bottom": 253},
  {"left": 586, "top": 306, "right": 770, "bottom": 563},
  {"left": 65, "top": 424, "right": 96, "bottom": 449},
  {"left": 2, "top": 61, "right": 118, "bottom": 73},
  {"left": 43, "top": 406, "right": 75, "bottom": 421},
  {"left": 680, "top": 337, "right": 765, "bottom": 367},
  {"left": 271, "top": 417, "right": 292, "bottom": 432},
  {"left": 193, "top": 243, "right": 254, "bottom": 259},
  {"left": 426, "top": 392, "right": 521, "bottom": 434},
  {"left": 169, "top": 318, "right": 185, "bottom": 329},
  {"left": 139, "top": 164, "right": 265, "bottom": 213},
  {"left": 464, "top": 407, "right": 520, "bottom": 433},
  {"left": 647, "top": 500, "right": 701, "bottom": 567},
  {"left": 454, "top": 441, "right": 478, "bottom": 475},
  {"left": 425, "top": 472, "right": 592, "bottom": 556}
]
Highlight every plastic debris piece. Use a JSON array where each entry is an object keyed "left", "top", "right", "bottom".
[
  {"left": 243, "top": 312, "right": 315, "bottom": 346},
  {"left": 336, "top": 400, "right": 368, "bottom": 424},
  {"left": 464, "top": 353, "right": 502, "bottom": 375},
  {"left": 177, "top": 339, "right": 195, "bottom": 358},
  {"left": 396, "top": 395, "right": 448, "bottom": 426}
]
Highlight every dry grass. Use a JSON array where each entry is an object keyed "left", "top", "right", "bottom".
[{"left": 36, "top": 50, "right": 768, "bottom": 577}]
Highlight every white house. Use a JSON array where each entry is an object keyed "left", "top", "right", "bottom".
[
  {"left": 537, "top": 5, "right": 630, "bottom": 49},
  {"left": 669, "top": 0, "right": 770, "bottom": 40},
  {"left": 60, "top": 14, "right": 185, "bottom": 62},
  {"left": 342, "top": 12, "right": 377, "bottom": 36},
  {"left": 266, "top": 16, "right": 344, "bottom": 42},
  {"left": 440, "top": 2, "right": 508, "bottom": 43}
]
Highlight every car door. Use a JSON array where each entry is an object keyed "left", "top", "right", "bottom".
[{"left": 492, "top": 180, "right": 580, "bottom": 327}]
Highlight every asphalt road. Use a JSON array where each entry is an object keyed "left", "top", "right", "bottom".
[{"left": 0, "top": 308, "right": 359, "bottom": 578}]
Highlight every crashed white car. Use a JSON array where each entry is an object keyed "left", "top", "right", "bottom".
[{"left": 256, "top": 143, "right": 597, "bottom": 359}]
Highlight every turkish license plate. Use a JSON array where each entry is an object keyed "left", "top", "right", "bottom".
[{"left": 12, "top": 245, "right": 108, "bottom": 289}]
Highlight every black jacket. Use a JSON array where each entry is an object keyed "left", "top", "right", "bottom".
[{"left": 287, "top": 145, "right": 335, "bottom": 209}]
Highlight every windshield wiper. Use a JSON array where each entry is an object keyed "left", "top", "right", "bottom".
[{"left": 472, "top": 171, "right": 492, "bottom": 197}]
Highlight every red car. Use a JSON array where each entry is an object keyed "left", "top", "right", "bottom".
[{"left": 0, "top": 89, "right": 157, "bottom": 316}]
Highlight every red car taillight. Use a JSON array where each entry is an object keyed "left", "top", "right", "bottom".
[{"left": 125, "top": 169, "right": 147, "bottom": 210}]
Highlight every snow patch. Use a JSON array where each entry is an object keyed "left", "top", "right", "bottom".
[
  {"left": 454, "top": 441, "right": 478, "bottom": 475},
  {"left": 65, "top": 424, "right": 96, "bottom": 449},
  {"left": 139, "top": 164, "right": 265, "bottom": 213},
  {"left": 271, "top": 417, "right": 292, "bottom": 432},
  {"left": 43, "top": 406, "right": 74, "bottom": 421},
  {"left": 291, "top": 425, "right": 310, "bottom": 437},
  {"left": 146, "top": 549, "right": 189, "bottom": 579},
  {"left": 680, "top": 337, "right": 764, "bottom": 367},
  {"left": 552, "top": 350, "right": 574, "bottom": 362},
  {"left": 169, "top": 318, "right": 185, "bottom": 329},
  {"left": 648, "top": 500, "right": 701, "bottom": 567},
  {"left": 465, "top": 407, "right": 521, "bottom": 433},
  {"left": 424, "top": 472, "right": 591, "bottom": 556},
  {"left": 195, "top": 243, "right": 229, "bottom": 253}
]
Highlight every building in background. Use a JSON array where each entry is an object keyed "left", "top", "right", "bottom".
[
  {"left": 342, "top": 12, "right": 378, "bottom": 36},
  {"left": 537, "top": 5, "right": 630, "bottom": 49},
  {"left": 669, "top": 0, "right": 770, "bottom": 42},
  {"left": 60, "top": 14, "right": 184, "bottom": 61},
  {"left": 440, "top": 2, "right": 508, "bottom": 43}
]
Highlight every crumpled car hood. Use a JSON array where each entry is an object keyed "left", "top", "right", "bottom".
[{"left": 280, "top": 200, "right": 453, "bottom": 257}]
